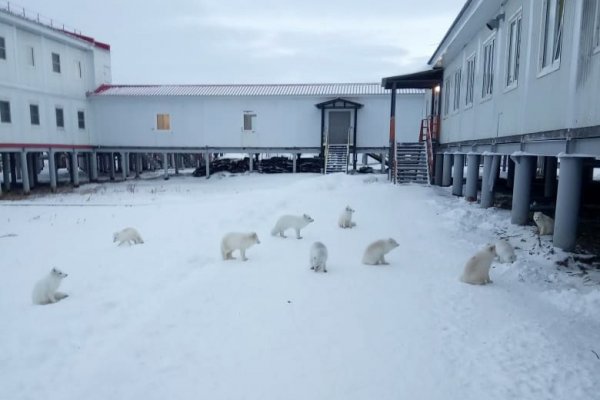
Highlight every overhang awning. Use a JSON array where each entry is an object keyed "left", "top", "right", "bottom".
[
  {"left": 315, "top": 97, "right": 364, "bottom": 109},
  {"left": 381, "top": 69, "right": 443, "bottom": 90}
]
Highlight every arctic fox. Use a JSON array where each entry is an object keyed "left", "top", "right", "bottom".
[
  {"left": 460, "top": 244, "right": 496, "bottom": 285},
  {"left": 310, "top": 242, "right": 328, "bottom": 273},
  {"left": 32, "top": 268, "right": 68, "bottom": 305},
  {"left": 113, "top": 227, "right": 144, "bottom": 246},
  {"left": 495, "top": 239, "right": 516, "bottom": 263},
  {"left": 338, "top": 206, "right": 356, "bottom": 229},
  {"left": 362, "top": 238, "right": 399, "bottom": 265},
  {"left": 221, "top": 232, "right": 260, "bottom": 261},
  {"left": 533, "top": 212, "right": 554, "bottom": 236},
  {"left": 271, "top": 214, "right": 314, "bottom": 239}
]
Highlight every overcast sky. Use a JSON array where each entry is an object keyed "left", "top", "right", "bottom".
[{"left": 17, "top": 0, "right": 464, "bottom": 84}]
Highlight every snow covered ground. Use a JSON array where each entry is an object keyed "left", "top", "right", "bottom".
[{"left": 1, "top": 173, "right": 599, "bottom": 400}]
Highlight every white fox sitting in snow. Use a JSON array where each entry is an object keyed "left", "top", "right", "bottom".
[
  {"left": 338, "top": 206, "right": 356, "bottom": 229},
  {"left": 362, "top": 238, "right": 399, "bottom": 265},
  {"left": 32, "top": 268, "right": 69, "bottom": 305},
  {"left": 310, "top": 242, "right": 328, "bottom": 273},
  {"left": 113, "top": 227, "right": 144, "bottom": 246},
  {"left": 271, "top": 214, "right": 314, "bottom": 239},
  {"left": 221, "top": 232, "right": 260, "bottom": 261},
  {"left": 460, "top": 244, "right": 496, "bottom": 285},
  {"left": 495, "top": 239, "right": 516, "bottom": 263},
  {"left": 533, "top": 212, "right": 554, "bottom": 236}
]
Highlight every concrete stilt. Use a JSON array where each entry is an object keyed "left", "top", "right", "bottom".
[
  {"left": 452, "top": 153, "right": 464, "bottom": 196},
  {"left": 90, "top": 152, "right": 98, "bottom": 182},
  {"left": 109, "top": 153, "right": 116, "bottom": 180},
  {"left": 10, "top": 153, "right": 17, "bottom": 186},
  {"left": 120, "top": 152, "right": 127, "bottom": 180},
  {"left": 32, "top": 153, "right": 40, "bottom": 186},
  {"left": 163, "top": 153, "right": 169, "bottom": 180},
  {"left": 249, "top": 153, "right": 253, "bottom": 172},
  {"left": 380, "top": 153, "right": 385, "bottom": 174},
  {"left": 27, "top": 153, "right": 35, "bottom": 190},
  {"left": 465, "top": 153, "right": 480, "bottom": 201},
  {"left": 20, "top": 151, "right": 30, "bottom": 194},
  {"left": 442, "top": 153, "right": 453, "bottom": 187},
  {"left": 544, "top": 156, "right": 557, "bottom": 198},
  {"left": 510, "top": 155, "right": 535, "bottom": 225},
  {"left": 507, "top": 157, "right": 515, "bottom": 188},
  {"left": 71, "top": 151, "right": 80, "bottom": 187},
  {"left": 553, "top": 156, "right": 585, "bottom": 251},
  {"left": 173, "top": 154, "right": 179, "bottom": 175},
  {"left": 135, "top": 154, "right": 141, "bottom": 178},
  {"left": 67, "top": 153, "right": 75, "bottom": 184},
  {"left": 293, "top": 153, "right": 297, "bottom": 173},
  {"left": 480, "top": 155, "right": 499, "bottom": 208},
  {"left": 48, "top": 150, "right": 57, "bottom": 192},
  {"left": 2, "top": 153, "right": 10, "bottom": 191},
  {"left": 434, "top": 153, "right": 443, "bottom": 186}
]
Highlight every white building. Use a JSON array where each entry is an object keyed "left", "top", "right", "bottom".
[{"left": 383, "top": 0, "right": 600, "bottom": 250}]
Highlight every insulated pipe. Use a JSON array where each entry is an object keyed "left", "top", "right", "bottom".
[
  {"left": 553, "top": 156, "right": 585, "bottom": 251},
  {"left": 452, "top": 153, "right": 464, "bottom": 196},
  {"left": 510, "top": 155, "right": 535, "bottom": 225},
  {"left": 465, "top": 153, "right": 480, "bottom": 201}
]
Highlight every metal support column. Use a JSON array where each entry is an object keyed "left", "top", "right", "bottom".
[
  {"left": 90, "top": 152, "right": 98, "bottom": 182},
  {"left": 293, "top": 153, "right": 297, "bottom": 173},
  {"left": 27, "top": 153, "right": 35, "bottom": 190},
  {"left": 120, "top": 152, "right": 127, "bottom": 180},
  {"left": 510, "top": 155, "right": 535, "bottom": 225},
  {"left": 434, "top": 153, "right": 443, "bottom": 186},
  {"left": 452, "top": 153, "right": 464, "bottom": 196},
  {"left": 48, "top": 150, "right": 57, "bottom": 192},
  {"left": 135, "top": 154, "right": 141, "bottom": 179},
  {"left": 163, "top": 153, "right": 169, "bottom": 180},
  {"left": 71, "top": 151, "right": 80, "bottom": 187},
  {"left": 2, "top": 153, "right": 10, "bottom": 191},
  {"left": 109, "top": 153, "right": 116, "bottom": 180},
  {"left": 205, "top": 153, "right": 210, "bottom": 178},
  {"left": 544, "top": 156, "right": 558, "bottom": 198},
  {"left": 249, "top": 153, "right": 253, "bottom": 172},
  {"left": 553, "top": 156, "right": 585, "bottom": 251},
  {"left": 465, "top": 153, "right": 480, "bottom": 201},
  {"left": 20, "top": 151, "right": 30, "bottom": 194},
  {"left": 442, "top": 153, "right": 452, "bottom": 187},
  {"left": 380, "top": 153, "right": 385, "bottom": 174},
  {"left": 480, "top": 155, "right": 497, "bottom": 208}
]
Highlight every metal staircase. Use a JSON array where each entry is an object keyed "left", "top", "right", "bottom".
[
  {"left": 396, "top": 142, "right": 429, "bottom": 184},
  {"left": 324, "top": 144, "right": 349, "bottom": 174}
]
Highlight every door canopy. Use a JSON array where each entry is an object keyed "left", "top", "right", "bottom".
[{"left": 315, "top": 97, "right": 364, "bottom": 110}]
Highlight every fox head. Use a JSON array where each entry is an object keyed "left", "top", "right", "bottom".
[
  {"left": 303, "top": 214, "right": 314, "bottom": 223},
  {"left": 345, "top": 206, "right": 355, "bottom": 213},
  {"left": 51, "top": 268, "right": 68, "bottom": 279},
  {"left": 251, "top": 232, "right": 261, "bottom": 244},
  {"left": 484, "top": 244, "right": 496, "bottom": 255},
  {"left": 387, "top": 238, "right": 399, "bottom": 248}
]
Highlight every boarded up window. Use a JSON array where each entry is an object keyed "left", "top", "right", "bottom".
[
  {"left": 157, "top": 114, "right": 170, "bottom": 130},
  {"left": 243, "top": 113, "right": 256, "bottom": 131}
]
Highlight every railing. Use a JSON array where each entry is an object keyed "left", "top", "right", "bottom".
[{"left": 0, "top": 1, "right": 83, "bottom": 35}]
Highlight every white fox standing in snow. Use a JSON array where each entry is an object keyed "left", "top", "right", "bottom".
[
  {"left": 221, "top": 232, "right": 260, "bottom": 261},
  {"left": 113, "top": 227, "right": 144, "bottom": 246},
  {"left": 460, "top": 244, "right": 496, "bottom": 285},
  {"left": 271, "top": 214, "right": 314, "bottom": 239},
  {"left": 338, "top": 206, "right": 356, "bottom": 229},
  {"left": 533, "top": 212, "right": 554, "bottom": 236},
  {"left": 32, "top": 268, "right": 69, "bottom": 305},
  {"left": 310, "top": 242, "right": 328, "bottom": 273},
  {"left": 495, "top": 239, "right": 516, "bottom": 263},
  {"left": 362, "top": 238, "right": 399, "bottom": 265}
]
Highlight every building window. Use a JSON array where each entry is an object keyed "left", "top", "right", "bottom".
[
  {"left": 594, "top": 1, "right": 600, "bottom": 51},
  {"left": 0, "top": 36, "right": 5, "bottom": 60},
  {"left": 453, "top": 68, "right": 462, "bottom": 111},
  {"left": 0, "top": 101, "right": 11, "bottom": 123},
  {"left": 482, "top": 37, "right": 496, "bottom": 98},
  {"left": 243, "top": 112, "right": 256, "bottom": 131},
  {"left": 442, "top": 78, "right": 452, "bottom": 116},
  {"left": 540, "top": 0, "right": 564, "bottom": 70},
  {"left": 30, "top": 104, "right": 40, "bottom": 125},
  {"left": 506, "top": 13, "right": 523, "bottom": 87},
  {"left": 77, "top": 111, "right": 85, "bottom": 129},
  {"left": 156, "top": 114, "right": 170, "bottom": 130},
  {"left": 55, "top": 107, "right": 64, "bottom": 128},
  {"left": 465, "top": 55, "right": 476, "bottom": 106},
  {"left": 52, "top": 52, "right": 61, "bottom": 73}
]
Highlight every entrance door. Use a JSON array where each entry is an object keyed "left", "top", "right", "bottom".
[{"left": 327, "top": 110, "right": 352, "bottom": 145}]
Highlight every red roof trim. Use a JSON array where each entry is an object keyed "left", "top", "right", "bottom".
[{"left": 60, "top": 30, "right": 110, "bottom": 51}]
